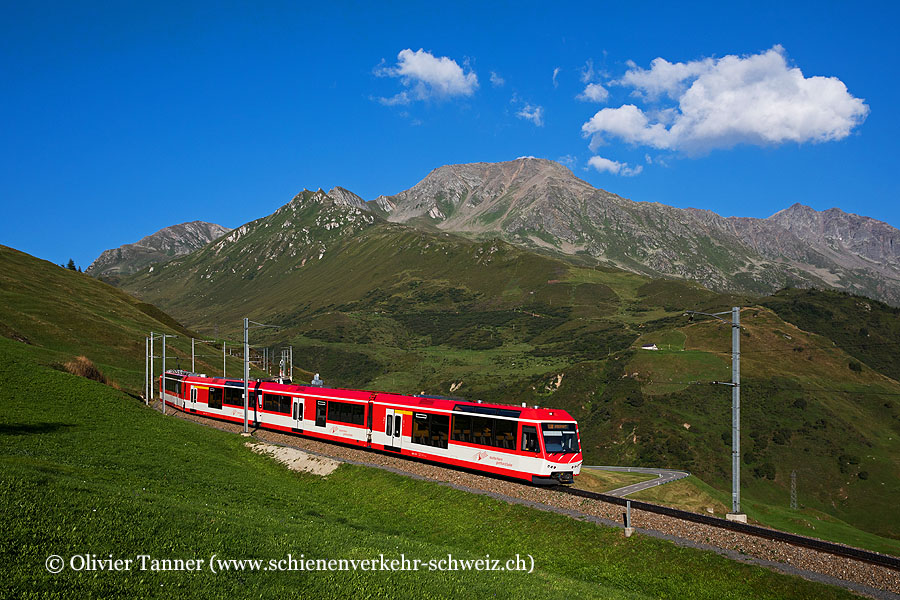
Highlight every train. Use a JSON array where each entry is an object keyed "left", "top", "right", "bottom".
[{"left": 159, "top": 370, "right": 583, "bottom": 484}]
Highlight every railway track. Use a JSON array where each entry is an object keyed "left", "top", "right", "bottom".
[{"left": 554, "top": 485, "right": 900, "bottom": 572}]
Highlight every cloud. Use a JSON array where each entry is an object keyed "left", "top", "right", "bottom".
[
  {"left": 617, "top": 57, "right": 713, "bottom": 100},
  {"left": 516, "top": 104, "right": 544, "bottom": 127},
  {"left": 582, "top": 46, "right": 869, "bottom": 154},
  {"left": 557, "top": 154, "right": 577, "bottom": 169},
  {"left": 552, "top": 67, "right": 561, "bottom": 88},
  {"left": 375, "top": 48, "right": 478, "bottom": 102},
  {"left": 577, "top": 83, "right": 609, "bottom": 103},
  {"left": 377, "top": 91, "right": 411, "bottom": 106},
  {"left": 490, "top": 71, "right": 505, "bottom": 87},
  {"left": 580, "top": 59, "right": 595, "bottom": 84},
  {"left": 588, "top": 156, "right": 643, "bottom": 176}
]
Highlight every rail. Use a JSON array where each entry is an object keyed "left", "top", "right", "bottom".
[{"left": 555, "top": 486, "right": 900, "bottom": 571}]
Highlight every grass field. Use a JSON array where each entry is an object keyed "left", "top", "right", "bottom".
[
  {"left": 0, "top": 336, "right": 865, "bottom": 599},
  {"left": 633, "top": 476, "right": 900, "bottom": 557},
  {"left": 574, "top": 468, "right": 657, "bottom": 494}
]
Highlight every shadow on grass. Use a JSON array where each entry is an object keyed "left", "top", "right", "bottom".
[{"left": 0, "top": 422, "right": 75, "bottom": 436}]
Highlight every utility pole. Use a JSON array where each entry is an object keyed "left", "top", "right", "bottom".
[
  {"left": 149, "top": 331, "right": 154, "bottom": 405},
  {"left": 244, "top": 318, "right": 249, "bottom": 434},
  {"left": 223, "top": 341, "right": 226, "bottom": 377},
  {"left": 192, "top": 338, "right": 195, "bottom": 373},
  {"left": 685, "top": 307, "right": 745, "bottom": 522},
  {"left": 242, "top": 318, "right": 280, "bottom": 433},
  {"left": 150, "top": 333, "right": 178, "bottom": 416},
  {"left": 731, "top": 306, "right": 741, "bottom": 519},
  {"left": 144, "top": 336, "right": 149, "bottom": 404}
]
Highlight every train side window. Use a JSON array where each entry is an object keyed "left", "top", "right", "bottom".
[
  {"left": 521, "top": 426, "right": 540, "bottom": 453},
  {"left": 452, "top": 414, "right": 472, "bottom": 443},
  {"left": 394, "top": 415, "right": 401, "bottom": 438},
  {"left": 472, "top": 416, "right": 493, "bottom": 446},
  {"left": 385, "top": 413, "right": 393, "bottom": 437},
  {"left": 316, "top": 401, "right": 326, "bottom": 427},
  {"left": 208, "top": 387, "right": 222, "bottom": 410},
  {"left": 412, "top": 413, "right": 450, "bottom": 449},
  {"left": 493, "top": 418, "right": 516, "bottom": 449}
]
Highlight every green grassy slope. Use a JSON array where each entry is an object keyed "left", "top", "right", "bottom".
[
  {"left": 0, "top": 337, "right": 864, "bottom": 599},
  {"left": 115, "top": 199, "right": 900, "bottom": 547},
  {"left": 570, "top": 306, "right": 900, "bottom": 546},
  {"left": 0, "top": 245, "right": 251, "bottom": 393},
  {"left": 762, "top": 287, "right": 900, "bottom": 381}
]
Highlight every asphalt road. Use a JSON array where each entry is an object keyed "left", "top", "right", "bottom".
[{"left": 584, "top": 465, "right": 691, "bottom": 497}]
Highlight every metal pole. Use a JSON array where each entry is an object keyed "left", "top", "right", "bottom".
[
  {"left": 192, "top": 338, "right": 195, "bottom": 373},
  {"left": 243, "top": 317, "right": 249, "bottom": 433},
  {"left": 162, "top": 336, "right": 166, "bottom": 416},
  {"left": 289, "top": 346, "right": 293, "bottom": 382},
  {"left": 223, "top": 341, "right": 226, "bottom": 377},
  {"left": 732, "top": 306, "right": 741, "bottom": 515},
  {"left": 150, "top": 332, "right": 154, "bottom": 405},
  {"left": 144, "top": 337, "right": 149, "bottom": 405}
]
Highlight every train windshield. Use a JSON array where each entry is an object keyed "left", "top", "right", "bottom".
[{"left": 541, "top": 423, "right": 579, "bottom": 454}]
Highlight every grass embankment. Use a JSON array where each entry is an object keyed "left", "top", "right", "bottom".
[
  {"left": 633, "top": 476, "right": 900, "bottom": 557},
  {"left": 0, "top": 337, "right": 861, "bottom": 599},
  {"left": 0, "top": 244, "right": 260, "bottom": 394}
]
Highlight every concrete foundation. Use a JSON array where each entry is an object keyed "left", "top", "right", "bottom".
[
  {"left": 726, "top": 513, "right": 747, "bottom": 523},
  {"left": 624, "top": 527, "right": 634, "bottom": 538}
]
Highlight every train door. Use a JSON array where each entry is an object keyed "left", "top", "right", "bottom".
[
  {"left": 384, "top": 408, "right": 402, "bottom": 451},
  {"left": 190, "top": 387, "right": 197, "bottom": 413},
  {"left": 315, "top": 400, "right": 327, "bottom": 427},
  {"left": 293, "top": 398, "right": 304, "bottom": 432}
]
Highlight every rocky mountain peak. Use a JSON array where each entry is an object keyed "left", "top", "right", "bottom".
[
  {"left": 372, "top": 158, "right": 900, "bottom": 305},
  {"left": 327, "top": 186, "right": 367, "bottom": 208},
  {"left": 87, "top": 221, "right": 232, "bottom": 278}
]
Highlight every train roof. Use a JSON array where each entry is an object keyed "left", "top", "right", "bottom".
[{"left": 166, "top": 370, "right": 576, "bottom": 422}]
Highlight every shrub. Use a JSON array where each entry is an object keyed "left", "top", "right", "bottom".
[
  {"left": 848, "top": 360, "right": 862, "bottom": 372},
  {"left": 63, "top": 356, "right": 108, "bottom": 385}
]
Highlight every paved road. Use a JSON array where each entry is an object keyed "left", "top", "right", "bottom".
[{"left": 584, "top": 465, "right": 691, "bottom": 497}]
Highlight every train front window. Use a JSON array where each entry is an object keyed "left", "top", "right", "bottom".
[{"left": 541, "top": 423, "right": 579, "bottom": 454}]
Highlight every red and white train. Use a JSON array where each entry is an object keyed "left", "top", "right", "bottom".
[{"left": 160, "top": 370, "right": 582, "bottom": 484}]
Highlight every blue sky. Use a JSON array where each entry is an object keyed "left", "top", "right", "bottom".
[{"left": 2, "top": 1, "right": 897, "bottom": 269}]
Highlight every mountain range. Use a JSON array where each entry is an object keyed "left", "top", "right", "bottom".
[
  {"left": 370, "top": 158, "right": 900, "bottom": 306},
  {"left": 86, "top": 220, "right": 231, "bottom": 279},
  {"left": 89, "top": 158, "right": 900, "bottom": 306}
]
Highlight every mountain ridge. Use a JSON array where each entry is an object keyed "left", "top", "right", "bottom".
[
  {"left": 87, "top": 220, "right": 232, "bottom": 278},
  {"left": 363, "top": 158, "right": 900, "bottom": 305}
]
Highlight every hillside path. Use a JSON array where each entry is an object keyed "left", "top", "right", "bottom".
[{"left": 584, "top": 465, "right": 691, "bottom": 497}]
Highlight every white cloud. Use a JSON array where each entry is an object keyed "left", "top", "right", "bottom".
[
  {"left": 617, "top": 57, "right": 713, "bottom": 100},
  {"left": 377, "top": 91, "right": 410, "bottom": 106},
  {"left": 577, "top": 83, "right": 609, "bottom": 103},
  {"left": 583, "top": 46, "right": 869, "bottom": 154},
  {"left": 588, "top": 156, "right": 643, "bottom": 176},
  {"left": 516, "top": 104, "right": 544, "bottom": 127},
  {"left": 557, "top": 154, "right": 577, "bottom": 169},
  {"left": 580, "top": 59, "right": 595, "bottom": 84},
  {"left": 375, "top": 48, "right": 478, "bottom": 102},
  {"left": 552, "top": 67, "right": 561, "bottom": 88},
  {"left": 490, "top": 71, "right": 505, "bottom": 87}
]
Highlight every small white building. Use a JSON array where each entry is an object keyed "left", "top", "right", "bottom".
[{"left": 641, "top": 343, "right": 659, "bottom": 351}]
